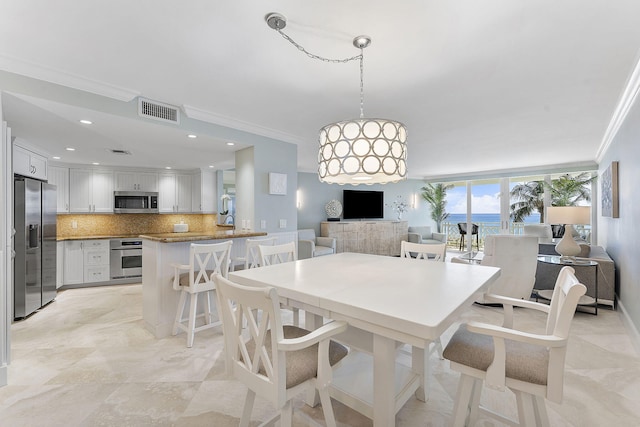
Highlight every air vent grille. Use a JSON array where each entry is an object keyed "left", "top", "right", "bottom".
[
  {"left": 110, "top": 149, "right": 132, "bottom": 155},
  {"left": 138, "top": 97, "right": 180, "bottom": 124}
]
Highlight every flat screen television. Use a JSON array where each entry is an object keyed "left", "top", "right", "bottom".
[{"left": 342, "top": 190, "right": 384, "bottom": 219}]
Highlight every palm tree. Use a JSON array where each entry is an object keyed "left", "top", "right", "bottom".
[
  {"left": 509, "top": 173, "right": 595, "bottom": 223},
  {"left": 421, "top": 183, "right": 453, "bottom": 233}
]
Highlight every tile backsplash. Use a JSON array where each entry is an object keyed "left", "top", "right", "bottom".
[{"left": 57, "top": 213, "right": 219, "bottom": 237}]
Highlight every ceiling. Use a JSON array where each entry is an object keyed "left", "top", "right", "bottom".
[{"left": 2, "top": 0, "right": 640, "bottom": 179}]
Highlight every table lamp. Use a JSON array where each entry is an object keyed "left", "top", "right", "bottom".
[{"left": 546, "top": 206, "right": 590, "bottom": 260}]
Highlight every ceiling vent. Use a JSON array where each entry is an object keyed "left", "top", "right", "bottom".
[
  {"left": 110, "top": 149, "right": 132, "bottom": 155},
  {"left": 138, "top": 97, "right": 180, "bottom": 124}
]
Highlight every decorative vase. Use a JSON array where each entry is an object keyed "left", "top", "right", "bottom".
[{"left": 396, "top": 212, "right": 402, "bottom": 221}]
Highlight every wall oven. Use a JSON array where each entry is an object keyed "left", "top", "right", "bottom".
[
  {"left": 114, "top": 191, "right": 158, "bottom": 214},
  {"left": 110, "top": 238, "right": 142, "bottom": 279}
]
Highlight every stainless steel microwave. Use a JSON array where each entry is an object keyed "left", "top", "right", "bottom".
[{"left": 114, "top": 191, "right": 158, "bottom": 213}]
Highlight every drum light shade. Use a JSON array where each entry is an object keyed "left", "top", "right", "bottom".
[{"left": 318, "top": 118, "right": 407, "bottom": 185}]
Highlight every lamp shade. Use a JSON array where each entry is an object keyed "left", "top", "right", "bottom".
[
  {"left": 318, "top": 118, "right": 407, "bottom": 185},
  {"left": 547, "top": 206, "right": 590, "bottom": 225}
]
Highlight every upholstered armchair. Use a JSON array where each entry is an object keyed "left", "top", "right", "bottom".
[
  {"left": 471, "top": 234, "right": 539, "bottom": 303},
  {"left": 407, "top": 226, "right": 447, "bottom": 245},
  {"left": 523, "top": 224, "right": 553, "bottom": 243},
  {"left": 297, "top": 229, "right": 336, "bottom": 260}
]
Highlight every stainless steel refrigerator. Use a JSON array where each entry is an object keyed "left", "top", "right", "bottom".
[{"left": 14, "top": 177, "right": 57, "bottom": 320}]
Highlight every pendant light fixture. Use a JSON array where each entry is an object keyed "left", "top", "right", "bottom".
[{"left": 266, "top": 13, "right": 407, "bottom": 185}]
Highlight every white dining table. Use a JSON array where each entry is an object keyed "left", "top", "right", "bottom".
[{"left": 229, "top": 252, "right": 500, "bottom": 427}]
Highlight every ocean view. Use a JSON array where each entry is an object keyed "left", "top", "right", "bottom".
[{"left": 445, "top": 213, "right": 541, "bottom": 224}]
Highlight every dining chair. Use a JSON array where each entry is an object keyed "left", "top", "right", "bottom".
[
  {"left": 443, "top": 266, "right": 586, "bottom": 427},
  {"left": 171, "top": 240, "right": 233, "bottom": 347},
  {"left": 399, "top": 240, "right": 446, "bottom": 398},
  {"left": 400, "top": 240, "right": 446, "bottom": 261},
  {"left": 259, "top": 241, "right": 300, "bottom": 325},
  {"left": 457, "top": 223, "right": 479, "bottom": 251},
  {"left": 214, "top": 274, "right": 349, "bottom": 427},
  {"left": 230, "top": 237, "right": 277, "bottom": 271}
]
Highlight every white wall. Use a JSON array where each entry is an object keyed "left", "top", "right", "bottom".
[
  {"left": 297, "top": 172, "right": 436, "bottom": 235},
  {"left": 1, "top": 96, "right": 10, "bottom": 386},
  {"left": 598, "top": 96, "right": 640, "bottom": 336}
]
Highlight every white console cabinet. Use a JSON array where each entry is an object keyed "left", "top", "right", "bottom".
[{"left": 321, "top": 221, "right": 408, "bottom": 256}]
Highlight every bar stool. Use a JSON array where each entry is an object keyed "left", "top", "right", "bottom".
[{"left": 172, "top": 240, "right": 232, "bottom": 347}]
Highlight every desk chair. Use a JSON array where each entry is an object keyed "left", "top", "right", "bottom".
[
  {"left": 458, "top": 223, "right": 479, "bottom": 251},
  {"left": 443, "top": 266, "right": 586, "bottom": 427},
  {"left": 259, "top": 242, "right": 300, "bottom": 325},
  {"left": 214, "top": 275, "right": 348, "bottom": 427},
  {"left": 172, "top": 240, "right": 232, "bottom": 347},
  {"left": 230, "top": 237, "right": 277, "bottom": 271}
]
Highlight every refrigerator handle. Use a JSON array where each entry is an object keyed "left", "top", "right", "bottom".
[{"left": 28, "top": 223, "right": 40, "bottom": 249}]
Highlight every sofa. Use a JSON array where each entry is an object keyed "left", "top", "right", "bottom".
[{"left": 535, "top": 242, "right": 616, "bottom": 308}]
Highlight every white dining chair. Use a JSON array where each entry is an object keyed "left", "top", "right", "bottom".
[
  {"left": 214, "top": 274, "right": 349, "bottom": 427},
  {"left": 259, "top": 241, "right": 300, "bottom": 325},
  {"left": 400, "top": 240, "right": 446, "bottom": 261},
  {"left": 399, "top": 240, "right": 446, "bottom": 398},
  {"left": 230, "top": 236, "right": 277, "bottom": 271},
  {"left": 171, "top": 240, "right": 233, "bottom": 347},
  {"left": 443, "top": 266, "right": 586, "bottom": 427}
]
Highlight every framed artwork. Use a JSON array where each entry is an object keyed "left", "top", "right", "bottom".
[
  {"left": 269, "top": 172, "right": 287, "bottom": 195},
  {"left": 601, "top": 161, "right": 619, "bottom": 218}
]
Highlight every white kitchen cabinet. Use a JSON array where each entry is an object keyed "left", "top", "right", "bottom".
[
  {"left": 69, "top": 169, "right": 114, "bottom": 213},
  {"left": 63, "top": 240, "right": 84, "bottom": 285},
  {"left": 159, "top": 172, "right": 192, "bottom": 213},
  {"left": 48, "top": 166, "right": 70, "bottom": 213},
  {"left": 63, "top": 239, "right": 111, "bottom": 285},
  {"left": 192, "top": 170, "right": 215, "bottom": 213},
  {"left": 56, "top": 241, "right": 64, "bottom": 288},
  {"left": 13, "top": 144, "right": 48, "bottom": 180},
  {"left": 115, "top": 171, "right": 158, "bottom": 191}
]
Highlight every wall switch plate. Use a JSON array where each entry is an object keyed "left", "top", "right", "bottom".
[
  {"left": 71, "top": 220, "right": 78, "bottom": 229},
  {"left": 261, "top": 220, "right": 266, "bottom": 229},
  {"left": 279, "top": 219, "right": 286, "bottom": 229}
]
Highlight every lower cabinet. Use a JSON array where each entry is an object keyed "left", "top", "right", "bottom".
[
  {"left": 321, "top": 221, "right": 408, "bottom": 256},
  {"left": 63, "top": 239, "right": 111, "bottom": 285}
]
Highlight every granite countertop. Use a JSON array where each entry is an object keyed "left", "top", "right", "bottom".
[
  {"left": 56, "top": 234, "right": 142, "bottom": 241},
  {"left": 139, "top": 231, "right": 268, "bottom": 243}
]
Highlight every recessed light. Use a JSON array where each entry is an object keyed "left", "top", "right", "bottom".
[
  {"left": 79, "top": 119, "right": 93, "bottom": 124},
  {"left": 165, "top": 166, "right": 172, "bottom": 169},
  {"left": 226, "top": 142, "right": 235, "bottom": 146},
  {"left": 187, "top": 134, "right": 197, "bottom": 139},
  {"left": 92, "top": 162, "right": 100, "bottom": 165},
  {"left": 52, "top": 156, "right": 61, "bottom": 160},
  {"left": 208, "top": 165, "right": 214, "bottom": 168},
  {"left": 66, "top": 147, "right": 75, "bottom": 151}
]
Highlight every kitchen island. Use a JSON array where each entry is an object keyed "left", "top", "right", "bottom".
[{"left": 140, "top": 230, "right": 269, "bottom": 338}]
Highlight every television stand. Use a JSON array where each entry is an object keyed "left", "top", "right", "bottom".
[{"left": 321, "top": 220, "right": 408, "bottom": 256}]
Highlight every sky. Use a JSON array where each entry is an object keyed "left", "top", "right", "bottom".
[{"left": 446, "top": 183, "right": 501, "bottom": 214}]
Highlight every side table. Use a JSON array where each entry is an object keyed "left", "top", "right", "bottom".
[{"left": 535, "top": 255, "right": 598, "bottom": 315}]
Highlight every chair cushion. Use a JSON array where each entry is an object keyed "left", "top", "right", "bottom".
[
  {"left": 408, "top": 226, "right": 432, "bottom": 239},
  {"left": 177, "top": 270, "right": 215, "bottom": 287},
  {"left": 443, "top": 324, "right": 549, "bottom": 385},
  {"left": 244, "top": 325, "right": 349, "bottom": 388},
  {"left": 313, "top": 246, "right": 334, "bottom": 257}
]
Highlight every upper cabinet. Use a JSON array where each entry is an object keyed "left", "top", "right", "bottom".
[
  {"left": 48, "top": 166, "right": 70, "bottom": 213},
  {"left": 158, "top": 172, "right": 192, "bottom": 213},
  {"left": 192, "top": 170, "right": 215, "bottom": 213},
  {"left": 69, "top": 169, "right": 114, "bottom": 213},
  {"left": 13, "top": 144, "right": 47, "bottom": 181},
  {"left": 115, "top": 171, "right": 158, "bottom": 192}
]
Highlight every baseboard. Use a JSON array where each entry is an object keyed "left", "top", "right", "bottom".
[{"left": 617, "top": 298, "right": 640, "bottom": 356}]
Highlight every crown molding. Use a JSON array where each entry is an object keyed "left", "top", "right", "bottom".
[
  {"left": 597, "top": 54, "right": 640, "bottom": 162},
  {"left": 182, "top": 104, "right": 303, "bottom": 145},
  {"left": 0, "top": 54, "right": 140, "bottom": 102}
]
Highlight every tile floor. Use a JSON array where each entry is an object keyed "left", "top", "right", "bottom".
[{"left": 2, "top": 283, "right": 640, "bottom": 426}]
